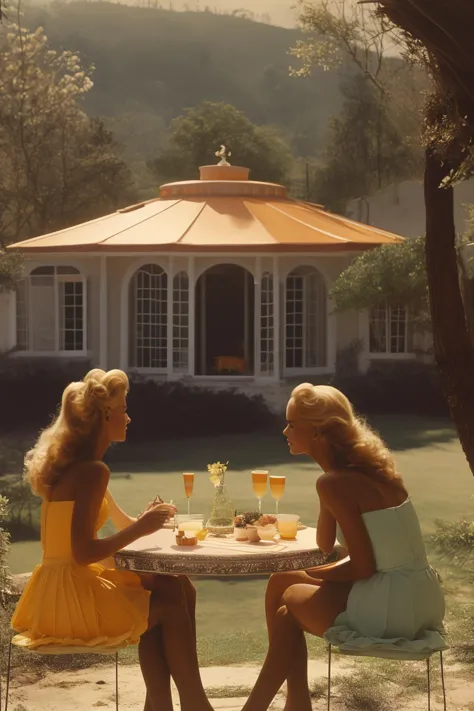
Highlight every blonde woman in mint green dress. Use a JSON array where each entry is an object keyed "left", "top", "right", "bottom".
[{"left": 242, "top": 384, "right": 446, "bottom": 711}]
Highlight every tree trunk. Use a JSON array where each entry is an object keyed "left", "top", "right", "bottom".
[{"left": 424, "top": 148, "right": 474, "bottom": 474}]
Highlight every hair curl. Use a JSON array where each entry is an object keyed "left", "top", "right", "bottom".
[
  {"left": 25, "top": 369, "right": 129, "bottom": 498},
  {"left": 291, "top": 383, "right": 400, "bottom": 482}
]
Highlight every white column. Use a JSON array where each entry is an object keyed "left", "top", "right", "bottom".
[
  {"left": 254, "top": 257, "right": 261, "bottom": 379},
  {"left": 244, "top": 269, "right": 249, "bottom": 366},
  {"left": 188, "top": 256, "right": 195, "bottom": 377},
  {"left": 200, "top": 272, "right": 206, "bottom": 374},
  {"left": 167, "top": 255, "right": 174, "bottom": 376},
  {"left": 99, "top": 255, "right": 107, "bottom": 369},
  {"left": 7, "top": 291, "right": 16, "bottom": 351},
  {"left": 273, "top": 256, "right": 280, "bottom": 380}
]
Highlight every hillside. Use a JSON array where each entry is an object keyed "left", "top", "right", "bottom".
[{"left": 23, "top": 2, "right": 344, "bottom": 172}]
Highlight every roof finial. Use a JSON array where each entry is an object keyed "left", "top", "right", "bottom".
[{"left": 215, "top": 144, "right": 231, "bottom": 166}]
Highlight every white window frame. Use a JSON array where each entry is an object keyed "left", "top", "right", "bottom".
[
  {"left": 284, "top": 266, "right": 328, "bottom": 375},
  {"left": 260, "top": 271, "right": 274, "bottom": 376},
  {"left": 368, "top": 303, "right": 414, "bottom": 358},
  {"left": 129, "top": 263, "right": 168, "bottom": 372},
  {"left": 15, "top": 266, "right": 88, "bottom": 357},
  {"left": 172, "top": 270, "right": 189, "bottom": 373}
]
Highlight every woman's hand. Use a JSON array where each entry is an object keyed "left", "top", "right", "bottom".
[
  {"left": 136, "top": 503, "right": 177, "bottom": 536},
  {"left": 137, "top": 495, "right": 164, "bottom": 519}
]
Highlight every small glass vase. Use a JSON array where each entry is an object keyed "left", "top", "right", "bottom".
[{"left": 207, "top": 481, "right": 235, "bottom": 535}]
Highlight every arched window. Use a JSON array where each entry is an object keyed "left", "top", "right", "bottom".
[
  {"left": 129, "top": 264, "right": 167, "bottom": 369},
  {"left": 173, "top": 271, "right": 189, "bottom": 372},
  {"left": 285, "top": 266, "right": 327, "bottom": 369},
  {"left": 16, "top": 266, "right": 86, "bottom": 353}
]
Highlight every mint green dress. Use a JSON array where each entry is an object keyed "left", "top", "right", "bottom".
[{"left": 324, "top": 498, "right": 447, "bottom": 660}]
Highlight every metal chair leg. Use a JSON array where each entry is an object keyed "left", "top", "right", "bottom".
[
  {"left": 327, "top": 644, "right": 332, "bottom": 711},
  {"left": 426, "top": 656, "right": 431, "bottom": 711},
  {"left": 4, "top": 640, "right": 12, "bottom": 711},
  {"left": 115, "top": 652, "right": 119, "bottom": 711},
  {"left": 440, "top": 650, "right": 447, "bottom": 711}
]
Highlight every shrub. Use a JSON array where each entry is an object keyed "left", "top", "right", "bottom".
[
  {"left": 332, "top": 361, "right": 448, "bottom": 417},
  {"left": 125, "top": 378, "right": 277, "bottom": 441},
  {"left": 0, "top": 358, "right": 91, "bottom": 433},
  {"left": 0, "top": 360, "right": 277, "bottom": 439},
  {"left": 430, "top": 518, "right": 474, "bottom": 565}
]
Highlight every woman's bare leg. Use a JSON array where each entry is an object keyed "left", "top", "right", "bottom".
[
  {"left": 242, "top": 581, "right": 351, "bottom": 711},
  {"left": 265, "top": 572, "right": 323, "bottom": 711},
  {"left": 143, "top": 577, "right": 212, "bottom": 711},
  {"left": 139, "top": 626, "right": 173, "bottom": 711}
]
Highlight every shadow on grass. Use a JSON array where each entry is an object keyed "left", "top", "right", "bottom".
[
  {"left": 104, "top": 416, "right": 459, "bottom": 475},
  {"left": 1, "top": 415, "right": 459, "bottom": 478}
]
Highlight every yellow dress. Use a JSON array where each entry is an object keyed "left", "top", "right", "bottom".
[{"left": 11, "top": 498, "right": 150, "bottom": 649}]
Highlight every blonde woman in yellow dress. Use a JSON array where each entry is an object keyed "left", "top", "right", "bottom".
[{"left": 11, "top": 369, "right": 213, "bottom": 711}]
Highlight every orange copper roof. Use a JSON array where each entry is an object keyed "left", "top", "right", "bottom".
[{"left": 11, "top": 166, "right": 404, "bottom": 254}]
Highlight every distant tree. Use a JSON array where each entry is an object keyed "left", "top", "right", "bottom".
[
  {"left": 0, "top": 20, "right": 135, "bottom": 244},
  {"left": 149, "top": 101, "right": 292, "bottom": 184},
  {"left": 291, "top": 0, "right": 425, "bottom": 211},
  {"left": 0, "top": 250, "right": 23, "bottom": 291},
  {"left": 312, "top": 74, "right": 418, "bottom": 212},
  {"left": 331, "top": 236, "right": 430, "bottom": 331}
]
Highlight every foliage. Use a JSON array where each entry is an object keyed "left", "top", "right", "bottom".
[
  {"left": 2, "top": 474, "right": 41, "bottom": 539},
  {"left": 290, "top": 0, "right": 401, "bottom": 89},
  {"left": 330, "top": 236, "right": 430, "bottom": 330},
  {"left": 430, "top": 518, "right": 474, "bottom": 566},
  {"left": 312, "top": 74, "right": 420, "bottom": 211},
  {"left": 374, "top": 1, "right": 474, "bottom": 187},
  {"left": 332, "top": 361, "right": 447, "bottom": 417},
  {"left": 149, "top": 101, "right": 292, "bottom": 184},
  {"left": 0, "top": 359, "right": 277, "bottom": 438},
  {"left": 0, "top": 495, "right": 11, "bottom": 607},
  {"left": 0, "top": 18, "right": 135, "bottom": 244},
  {"left": 291, "top": 1, "right": 426, "bottom": 212},
  {"left": 0, "top": 249, "right": 23, "bottom": 290}
]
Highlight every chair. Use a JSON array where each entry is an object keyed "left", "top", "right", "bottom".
[
  {"left": 326, "top": 644, "right": 447, "bottom": 711},
  {"left": 2, "top": 636, "right": 123, "bottom": 711}
]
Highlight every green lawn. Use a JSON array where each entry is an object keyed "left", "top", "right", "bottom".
[{"left": 6, "top": 415, "right": 474, "bottom": 665}]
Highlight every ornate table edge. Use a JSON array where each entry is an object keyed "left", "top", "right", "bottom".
[{"left": 114, "top": 547, "right": 332, "bottom": 576}]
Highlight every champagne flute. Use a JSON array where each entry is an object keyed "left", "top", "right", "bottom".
[
  {"left": 252, "top": 470, "right": 268, "bottom": 514},
  {"left": 269, "top": 475, "right": 286, "bottom": 515},
  {"left": 183, "top": 473, "right": 194, "bottom": 515}
]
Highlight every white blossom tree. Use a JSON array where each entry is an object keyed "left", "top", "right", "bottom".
[{"left": 0, "top": 18, "right": 134, "bottom": 245}]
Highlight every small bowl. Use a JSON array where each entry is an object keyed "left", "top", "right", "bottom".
[
  {"left": 246, "top": 525, "right": 260, "bottom": 542},
  {"left": 234, "top": 526, "right": 248, "bottom": 541},
  {"left": 257, "top": 524, "right": 277, "bottom": 541}
]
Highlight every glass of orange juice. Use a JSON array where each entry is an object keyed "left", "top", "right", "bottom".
[
  {"left": 252, "top": 470, "right": 268, "bottom": 514},
  {"left": 183, "top": 473, "right": 194, "bottom": 515},
  {"left": 277, "top": 514, "right": 299, "bottom": 540},
  {"left": 269, "top": 476, "right": 286, "bottom": 514}
]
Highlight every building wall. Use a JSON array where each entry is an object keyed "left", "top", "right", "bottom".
[
  {"left": 10, "top": 251, "right": 405, "bottom": 379},
  {"left": 346, "top": 179, "right": 474, "bottom": 238}
]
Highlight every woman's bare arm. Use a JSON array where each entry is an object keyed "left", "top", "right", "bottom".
[
  {"left": 309, "top": 475, "right": 377, "bottom": 583},
  {"left": 71, "top": 462, "right": 157, "bottom": 565},
  {"left": 105, "top": 487, "right": 137, "bottom": 530},
  {"left": 316, "top": 499, "right": 337, "bottom": 554}
]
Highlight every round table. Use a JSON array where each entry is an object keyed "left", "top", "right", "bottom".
[{"left": 115, "top": 526, "right": 328, "bottom": 576}]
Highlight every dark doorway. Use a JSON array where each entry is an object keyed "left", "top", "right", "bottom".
[{"left": 195, "top": 264, "right": 254, "bottom": 375}]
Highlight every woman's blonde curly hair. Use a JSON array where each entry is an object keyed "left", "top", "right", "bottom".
[
  {"left": 291, "top": 383, "right": 400, "bottom": 482},
  {"left": 25, "top": 369, "right": 129, "bottom": 498}
]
